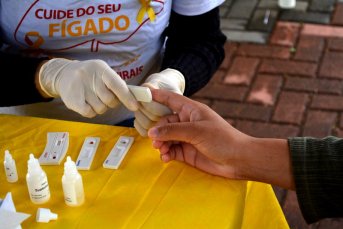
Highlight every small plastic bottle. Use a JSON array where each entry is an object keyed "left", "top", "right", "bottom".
[
  {"left": 4, "top": 150, "right": 18, "bottom": 183},
  {"left": 278, "top": 0, "right": 296, "bottom": 9},
  {"left": 26, "top": 154, "right": 50, "bottom": 204},
  {"left": 62, "top": 156, "right": 84, "bottom": 207}
]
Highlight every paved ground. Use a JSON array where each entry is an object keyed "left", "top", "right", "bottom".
[
  {"left": 191, "top": 1, "right": 343, "bottom": 228},
  {"left": 219, "top": 0, "right": 343, "bottom": 44}
]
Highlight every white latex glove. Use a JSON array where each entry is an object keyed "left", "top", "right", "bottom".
[
  {"left": 39, "top": 58, "right": 139, "bottom": 118},
  {"left": 134, "top": 68, "right": 185, "bottom": 136}
]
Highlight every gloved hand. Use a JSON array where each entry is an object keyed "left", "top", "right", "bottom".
[
  {"left": 39, "top": 58, "right": 139, "bottom": 118},
  {"left": 134, "top": 68, "right": 185, "bottom": 136}
]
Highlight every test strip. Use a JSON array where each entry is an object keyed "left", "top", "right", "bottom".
[
  {"left": 76, "top": 137, "right": 100, "bottom": 170},
  {"left": 103, "top": 136, "right": 134, "bottom": 169},
  {"left": 127, "top": 85, "right": 152, "bottom": 102},
  {"left": 39, "top": 132, "right": 69, "bottom": 165}
]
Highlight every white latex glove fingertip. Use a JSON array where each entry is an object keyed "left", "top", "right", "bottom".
[{"left": 128, "top": 99, "right": 139, "bottom": 111}]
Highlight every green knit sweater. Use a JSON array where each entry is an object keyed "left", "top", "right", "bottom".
[{"left": 288, "top": 136, "right": 343, "bottom": 224}]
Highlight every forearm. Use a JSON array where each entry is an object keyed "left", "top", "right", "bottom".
[
  {"left": 238, "top": 136, "right": 343, "bottom": 224},
  {"left": 161, "top": 8, "right": 226, "bottom": 96},
  {"left": 289, "top": 136, "right": 343, "bottom": 224},
  {"left": 0, "top": 50, "right": 52, "bottom": 106},
  {"left": 237, "top": 137, "right": 295, "bottom": 190}
]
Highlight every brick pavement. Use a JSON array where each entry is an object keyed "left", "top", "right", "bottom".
[
  {"left": 191, "top": 1, "right": 343, "bottom": 228},
  {"left": 219, "top": 0, "right": 343, "bottom": 44}
]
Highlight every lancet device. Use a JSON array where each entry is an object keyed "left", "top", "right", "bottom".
[
  {"left": 127, "top": 85, "right": 152, "bottom": 103},
  {"left": 75, "top": 137, "right": 100, "bottom": 170},
  {"left": 103, "top": 136, "right": 134, "bottom": 169},
  {"left": 39, "top": 132, "right": 69, "bottom": 165}
]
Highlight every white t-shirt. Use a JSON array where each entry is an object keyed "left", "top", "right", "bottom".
[{"left": 0, "top": 0, "right": 224, "bottom": 125}]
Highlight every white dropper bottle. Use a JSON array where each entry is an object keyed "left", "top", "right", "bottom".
[
  {"left": 4, "top": 150, "right": 18, "bottom": 183},
  {"left": 62, "top": 156, "right": 84, "bottom": 207},
  {"left": 26, "top": 154, "right": 50, "bottom": 204}
]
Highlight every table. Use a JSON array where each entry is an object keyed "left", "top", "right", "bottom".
[{"left": 0, "top": 114, "right": 289, "bottom": 229}]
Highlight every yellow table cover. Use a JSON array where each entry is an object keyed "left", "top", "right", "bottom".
[{"left": 0, "top": 114, "right": 289, "bottom": 229}]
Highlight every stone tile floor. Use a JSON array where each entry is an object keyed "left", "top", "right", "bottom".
[{"left": 190, "top": 1, "right": 343, "bottom": 228}]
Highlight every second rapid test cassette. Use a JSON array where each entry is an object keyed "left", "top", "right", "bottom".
[{"left": 75, "top": 137, "right": 100, "bottom": 170}]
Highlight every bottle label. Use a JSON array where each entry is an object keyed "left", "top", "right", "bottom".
[
  {"left": 28, "top": 178, "right": 50, "bottom": 202},
  {"left": 63, "top": 183, "right": 77, "bottom": 205},
  {"left": 4, "top": 163, "right": 18, "bottom": 182}
]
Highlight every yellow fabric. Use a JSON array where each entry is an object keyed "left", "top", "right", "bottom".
[{"left": 0, "top": 114, "right": 289, "bottom": 229}]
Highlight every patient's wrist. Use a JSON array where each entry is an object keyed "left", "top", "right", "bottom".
[{"left": 238, "top": 138, "right": 295, "bottom": 190}]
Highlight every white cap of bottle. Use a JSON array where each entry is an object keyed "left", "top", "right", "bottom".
[
  {"left": 27, "top": 154, "right": 43, "bottom": 174},
  {"left": 4, "top": 150, "right": 13, "bottom": 163},
  {"left": 36, "top": 208, "right": 58, "bottom": 223},
  {"left": 64, "top": 156, "right": 78, "bottom": 178}
]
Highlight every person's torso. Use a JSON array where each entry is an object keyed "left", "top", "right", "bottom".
[
  {"left": 1, "top": 0, "right": 171, "bottom": 84},
  {"left": 0, "top": 0, "right": 171, "bottom": 124}
]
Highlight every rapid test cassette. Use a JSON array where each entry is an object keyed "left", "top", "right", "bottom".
[
  {"left": 75, "top": 137, "right": 100, "bottom": 170},
  {"left": 127, "top": 85, "right": 152, "bottom": 103},
  {"left": 39, "top": 132, "right": 69, "bottom": 165},
  {"left": 103, "top": 136, "right": 134, "bottom": 169}
]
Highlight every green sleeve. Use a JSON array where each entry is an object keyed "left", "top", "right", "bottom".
[{"left": 288, "top": 136, "right": 343, "bottom": 224}]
